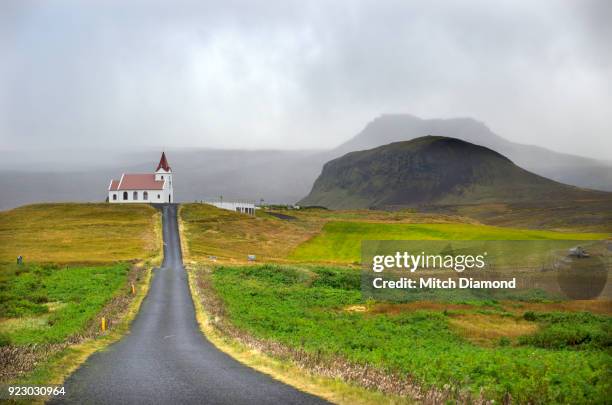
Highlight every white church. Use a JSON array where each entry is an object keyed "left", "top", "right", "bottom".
[{"left": 108, "top": 152, "right": 174, "bottom": 204}]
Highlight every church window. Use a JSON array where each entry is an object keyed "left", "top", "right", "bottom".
[
  {"left": 133, "top": 191, "right": 138, "bottom": 200},
  {"left": 157, "top": 194, "right": 160, "bottom": 199},
  {"left": 143, "top": 191, "right": 148, "bottom": 200},
  {"left": 123, "top": 192, "right": 128, "bottom": 200},
  {"left": 112, "top": 194, "right": 117, "bottom": 201}
]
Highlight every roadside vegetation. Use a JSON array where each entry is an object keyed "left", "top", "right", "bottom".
[
  {"left": 210, "top": 264, "right": 611, "bottom": 404},
  {"left": 180, "top": 204, "right": 324, "bottom": 262},
  {"left": 0, "top": 203, "right": 161, "bottom": 383},
  {"left": 181, "top": 204, "right": 611, "bottom": 403},
  {"left": 1, "top": 263, "right": 130, "bottom": 346}
]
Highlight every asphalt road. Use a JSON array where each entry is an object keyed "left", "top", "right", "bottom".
[{"left": 53, "top": 204, "right": 328, "bottom": 405}]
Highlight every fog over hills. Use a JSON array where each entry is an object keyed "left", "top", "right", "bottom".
[
  {"left": 0, "top": 149, "right": 327, "bottom": 210},
  {"left": 1, "top": 114, "right": 610, "bottom": 210},
  {"left": 336, "top": 115, "right": 612, "bottom": 192}
]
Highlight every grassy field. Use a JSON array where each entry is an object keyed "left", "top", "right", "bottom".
[
  {"left": 433, "top": 200, "right": 612, "bottom": 233},
  {"left": 0, "top": 203, "right": 161, "bottom": 383},
  {"left": 290, "top": 221, "right": 608, "bottom": 263},
  {"left": 179, "top": 204, "right": 324, "bottom": 262},
  {"left": 182, "top": 203, "right": 611, "bottom": 403},
  {"left": 211, "top": 264, "right": 612, "bottom": 404},
  {"left": 0, "top": 263, "right": 130, "bottom": 346},
  {"left": 0, "top": 203, "right": 160, "bottom": 264},
  {"left": 181, "top": 204, "right": 607, "bottom": 265}
]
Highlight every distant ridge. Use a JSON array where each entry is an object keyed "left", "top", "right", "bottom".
[{"left": 300, "top": 136, "right": 610, "bottom": 210}]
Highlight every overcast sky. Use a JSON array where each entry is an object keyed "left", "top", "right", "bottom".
[{"left": 1, "top": 0, "right": 611, "bottom": 159}]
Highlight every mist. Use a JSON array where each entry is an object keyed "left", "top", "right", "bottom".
[{"left": 1, "top": 0, "right": 611, "bottom": 160}]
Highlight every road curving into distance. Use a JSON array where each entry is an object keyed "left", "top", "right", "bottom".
[{"left": 53, "top": 204, "right": 328, "bottom": 405}]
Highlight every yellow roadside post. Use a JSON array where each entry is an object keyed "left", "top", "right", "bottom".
[
  {"left": 101, "top": 317, "right": 106, "bottom": 332},
  {"left": 131, "top": 283, "right": 136, "bottom": 295}
]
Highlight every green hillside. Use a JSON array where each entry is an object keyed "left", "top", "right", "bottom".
[{"left": 300, "top": 136, "right": 612, "bottom": 210}]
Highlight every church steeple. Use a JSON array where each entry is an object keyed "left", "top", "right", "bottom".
[
  {"left": 156, "top": 151, "right": 171, "bottom": 172},
  {"left": 154, "top": 151, "right": 173, "bottom": 203}
]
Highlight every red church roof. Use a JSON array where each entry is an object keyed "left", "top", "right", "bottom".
[
  {"left": 156, "top": 152, "right": 171, "bottom": 172},
  {"left": 108, "top": 179, "right": 120, "bottom": 191},
  {"left": 117, "top": 174, "right": 165, "bottom": 190}
]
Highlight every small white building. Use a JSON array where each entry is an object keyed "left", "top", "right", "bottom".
[
  {"left": 108, "top": 152, "right": 174, "bottom": 204},
  {"left": 204, "top": 201, "right": 256, "bottom": 215}
]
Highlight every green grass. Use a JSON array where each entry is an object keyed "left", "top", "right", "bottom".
[
  {"left": 0, "top": 203, "right": 161, "bottom": 384},
  {"left": 0, "top": 203, "right": 161, "bottom": 345},
  {"left": 0, "top": 263, "right": 130, "bottom": 345},
  {"left": 0, "top": 203, "right": 160, "bottom": 264},
  {"left": 519, "top": 311, "right": 612, "bottom": 350},
  {"left": 290, "top": 221, "right": 608, "bottom": 263},
  {"left": 212, "top": 265, "right": 612, "bottom": 403},
  {"left": 180, "top": 204, "right": 324, "bottom": 262}
]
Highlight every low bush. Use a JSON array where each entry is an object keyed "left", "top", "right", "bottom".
[
  {"left": 310, "top": 266, "right": 360, "bottom": 290},
  {"left": 0, "top": 332, "right": 11, "bottom": 346},
  {"left": 519, "top": 311, "right": 611, "bottom": 349}
]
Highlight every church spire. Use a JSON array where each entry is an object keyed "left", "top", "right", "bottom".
[{"left": 156, "top": 152, "right": 171, "bottom": 172}]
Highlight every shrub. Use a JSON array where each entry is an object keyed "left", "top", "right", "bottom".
[
  {"left": 520, "top": 323, "right": 611, "bottom": 349},
  {"left": 0, "top": 332, "right": 11, "bottom": 347},
  {"left": 235, "top": 265, "right": 310, "bottom": 285},
  {"left": 30, "top": 291, "right": 49, "bottom": 304},
  {"left": 523, "top": 311, "right": 537, "bottom": 321},
  {"left": 519, "top": 311, "right": 611, "bottom": 350},
  {"left": 498, "top": 337, "right": 511, "bottom": 347},
  {"left": 311, "top": 267, "right": 360, "bottom": 290}
]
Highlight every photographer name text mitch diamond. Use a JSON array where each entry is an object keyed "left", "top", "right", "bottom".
[{"left": 372, "top": 277, "right": 517, "bottom": 289}]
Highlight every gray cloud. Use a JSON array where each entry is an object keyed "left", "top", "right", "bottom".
[{"left": 1, "top": 0, "right": 611, "bottom": 159}]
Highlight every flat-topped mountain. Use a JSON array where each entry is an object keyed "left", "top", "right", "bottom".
[{"left": 300, "top": 136, "right": 610, "bottom": 209}]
